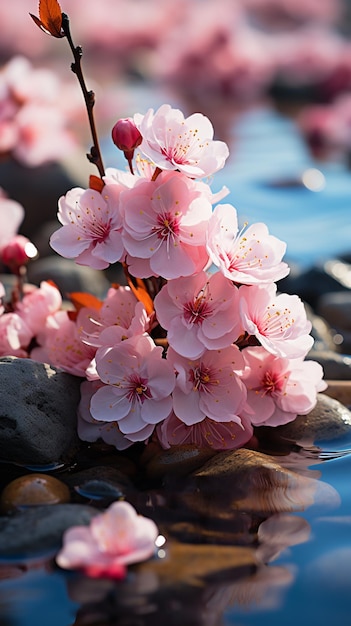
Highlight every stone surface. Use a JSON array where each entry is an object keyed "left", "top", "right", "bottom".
[
  {"left": 306, "top": 350, "right": 351, "bottom": 380},
  {"left": 0, "top": 357, "right": 82, "bottom": 466},
  {"left": 317, "top": 291, "right": 351, "bottom": 332},
  {"left": 0, "top": 473, "right": 70, "bottom": 514},
  {"left": 27, "top": 256, "right": 110, "bottom": 299},
  {"left": 0, "top": 504, "right": 98, "bottom": 561}
]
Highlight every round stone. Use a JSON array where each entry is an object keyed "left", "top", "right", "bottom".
[{"left": 0, "top": 473, "right": 70, "bottom": 514}]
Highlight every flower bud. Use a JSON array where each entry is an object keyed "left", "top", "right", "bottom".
[
  {"left": 111, "top": 118, "right": 142, "bottom": 154},
  {"left": 1, "top": 235, "right": 38, "bottom": 272}
]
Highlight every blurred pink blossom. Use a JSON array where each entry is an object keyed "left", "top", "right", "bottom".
[
  {"left": 0, "top": 313, "right": 31, "bottom": 358},
  {"left": 56, "top": 500, "right": 159, "bottom": 579},
  {"left": 154, "top": 271, "right": 241, "bottom": 358},
  {"left": 31, "top": 309, "right": 96, "bottom": 377},
  {"left": 206, "top": 204, "right": 289, "bottom": 285},
  {"left": 239, "top": 283, "right": 313, "bottom": 358},
  {"left": 241, "top": 346, "right": 327, "bottom": 426},
  {"left": 16, "top": 281, "right": 62, "bottom": 337}
]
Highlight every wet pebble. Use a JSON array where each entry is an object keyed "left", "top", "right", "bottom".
[
  {"left": 141, "top": 444, "right": 216, "bottom": 480},
  {"left": 0, "top": 473, "right": 70, "bottom": 514}
]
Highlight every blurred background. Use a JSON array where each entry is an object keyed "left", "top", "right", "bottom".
[{"left": 1, "top": 0, "right": 351, "bottom": 273}]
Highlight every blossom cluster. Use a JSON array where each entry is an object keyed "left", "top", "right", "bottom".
[{"left": 0, "top": 103, "right": 326, "bottom": 452}]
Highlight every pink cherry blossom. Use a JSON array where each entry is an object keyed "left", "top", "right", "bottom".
[
  {"left": 206, "top": 204, "right": 290, "bottom": 284},
  {"left": 56, "top": 500, "right": 159, "bottom": 579},
  {"left": 91, "top": 335, "right": 175, "bottom": 441},
  {"left": 78, "top": 380, "right": 134, "bottom": 450},
  {"left": 79, "top": 285, "right": 150, "bottom": 349},
  {"left": 31, "top": 309, "right": 96, "bottom": 377},
  {"left": 239, "top": 283, "right": 314, "bottom": 358},
  {"left": 0, "top": 312, "right": 32, "bottom": 357},
  {"left": 156, "top": 411, "right": 253, "bottom": 450},
  {"left": 154, "top": 271, "right": 241, "bottom": 358},
  {"left": 121, "top": 170, "right": 211, "bottom": 279},
  {"left": 50, "top": 184, "right": 125, "bottom": 270},
  {"left": 134, "top": 104, "right": 229, "bottom": 178},
  {"left": 167, "top": 345, "right": 247, "bottom": 426},
  {"left": 241, "top": 346, "right": 327, "bottom": 427},
  {"left": 0, "top": 191, "right": 24, "bottom": 251},
  {"left": 16, "top": 281, "right": 62, "bottom": 336}
]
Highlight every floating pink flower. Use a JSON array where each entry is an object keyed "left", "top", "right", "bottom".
[
  {"left": 78, "top": 380, "right": 134, "bottom": 450},
  {"left": 121, "top": 170, "right": 211, "bottom": 279},
  {"left": 241, "top": 346, "right": 327, "bottom": 426},
  {"left": 50, "top": 184, "right": 125, "bottom": 270},
  {"left": 56, "top": 500, "right": 159, "bottom": 579},
  {"left": 167, "top": 345, "right": 246, "bottom": 426},
  {"left": 207, "top": 204, "right": 289, "bottom": 284},
  {"left": 154, "top": 271, "right": 241, "bottom": 358},
  {"left": 91, "top": 335, "right": 175, "bottom": 441},
  {"left": 239, "top": 283, "right": 313, "bottom": 358},
  {"left": 135, "top": 103, "right": 229, "bottom": 178},
  {"left": 156, "top": 411, "right": 253, "bottom": 450}
]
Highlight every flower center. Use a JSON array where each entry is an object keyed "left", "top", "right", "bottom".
[
  {"left": 259, "top": 370, "right": 286, "bottom": 396},
  {"left": 258, "top": 304, "right": 295, "bottom": 337},
  {"left": 183, "top": 289, "right": 213, "bottom": 326},
  {"left": 125, "top": 374, "right": 151, "bottom": 404},
  {"left": 190, "top": 365, "right": 219, "bottom": 392},
  {"left": 154, "top": 211, "right": 180, "bottom": 242}
]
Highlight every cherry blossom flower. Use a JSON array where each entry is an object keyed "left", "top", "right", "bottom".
[
  {"left": 134, "top": 104, "right": 229, "bottom": 178},
  {"left": 206, "top": 204, "right": 289, "bottom": 284},
  {"left": 241, "top": 346, "right": 327, "bottom": 426},
  {"left": 31, "top": 309, "right": 96, "bottom": 377},
  {"left": 239, "top": 283, "right": 314, "bottom": 359},
  {"left": 0, "top": 191, "right": 25, "bottom": 252},
  {"left": 16, "top": 281, "right": 62, "bottom": 336},
  {"left": 50, "top": 184, "right": 125, "bottom": 270},
  {"left": 167, "top": 345, "right": 247, "bottom": 426},
  {"left": 154, "top": 271, "right": 241, "bottom": 358},
  {"left": 79, "top": 285, "right": 150, "bottom": 349},
  {"left": 0, "top": 313, "right": 32, "bottom": 357},
  {"left": 91, "top": 335, "right": 175, "bottom": 441},
  {"left": 56, "top": 500, "right": 159, "bottom": 579},
  {"left": 121, "top": 170, "right": 211, "bottom": 279},
  {"left": 156, "top": 411, "right": 253, "bottom": 450},
  {"left": 78, "top": 380, "right": 134, "bottom": 450}
]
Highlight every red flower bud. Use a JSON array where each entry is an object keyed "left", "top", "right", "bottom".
[
  {"left": 1, "top": 235, "right": 38, "bottom": 272},
  {"left": 111, "top": 118, "right": 142, "bottom": 154}
]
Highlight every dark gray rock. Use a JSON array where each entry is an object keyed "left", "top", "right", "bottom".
[
  {"left": 0, "top": 503, "right": 98, "bottom": 561},
  {"left": 27, "top": 256, "right": 110, "bottom": 299},
  {"left": 0, "top": 357, "right": 82, "bottom": 466}
]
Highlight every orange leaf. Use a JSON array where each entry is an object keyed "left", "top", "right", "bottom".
[
  {"left": 30, "top": 0, "right": 63, "bottom": 38},
  {"left": 68, "top": 292, "right": 103, "bottom": 312}
]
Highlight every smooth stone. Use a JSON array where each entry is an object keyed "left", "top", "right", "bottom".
[
  {"left": 270, "top": 393, "right": 351, "bottom": 445},
  {"left": 62, "top": 465, "right": 136, "bottom": 496},
  {"left": 184, "top": 448, "right": 321, "bottom": 514},
  {"left": 307, "top": 309, "right": 341, "bottom": 352},
  {"left": 0, "top": 473, "right": 70, "bottom": 514},
  {"left": 135, "top": 540, "right": 257, "bottom": 587},
  {"left": 306, "top": 350, "right": 351, "bottom": 380},
  {"left": 0, "top": 357, "right": 82, "bottom": 466},
  {"left": 141, "top": 444, "right": 217, "bottom": 480},
  {"left": 278, "top": 264, "right": 349, "bottom": 310},
  {"left": 0, "top": 504, "right": 98, "bottom": 561}
]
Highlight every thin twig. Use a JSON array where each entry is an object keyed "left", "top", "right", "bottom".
[{"left": 61, "top": 13, "right": 105, "bottom": 179}]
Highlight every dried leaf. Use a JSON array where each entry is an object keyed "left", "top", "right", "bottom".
[{"left": 30, "top": 0, "right": 64, "bottom": 38}]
